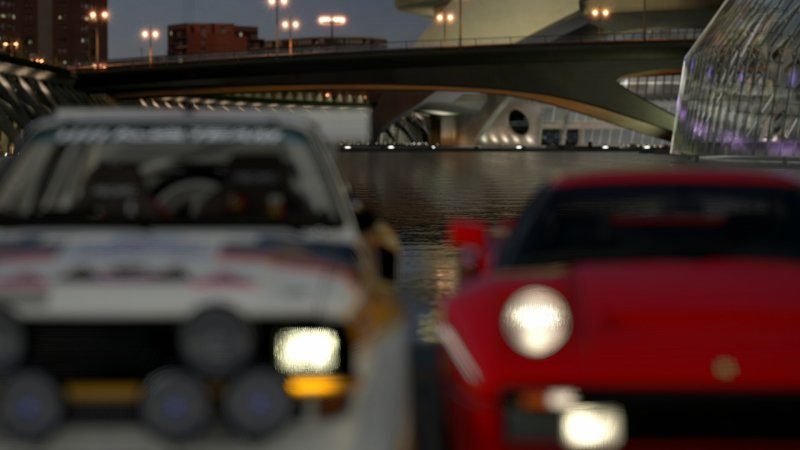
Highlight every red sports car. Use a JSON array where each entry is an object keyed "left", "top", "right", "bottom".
[{"left": 439, "top": 169, "right": 800, "bottom": 450}]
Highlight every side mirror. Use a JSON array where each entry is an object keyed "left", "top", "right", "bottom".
[
  {"left": 447, "top": 219, "right": 490, "bottom": 279},
  {"left": 448, "top": 218, "right": 516, "bottom": 280}
]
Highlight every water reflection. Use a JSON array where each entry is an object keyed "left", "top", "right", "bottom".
[{"left": 338, "top": 151, "right": 678, "bottom": 338}]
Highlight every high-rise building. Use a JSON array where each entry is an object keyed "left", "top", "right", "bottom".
[
  {"left": 0, "top": 0, "right": 108, "bottom": 65},
  {"left": 0, "top": 0, "right": 37, "bottom": 58},
  {"left": 168, "top": 24, "right": 262, "bottom": 56},
  {"left": 44, "top": 0, "right": 108, "bottom": 65}
]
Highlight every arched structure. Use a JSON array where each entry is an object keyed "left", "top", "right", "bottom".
[{"left": 77, "top": 40, "right": 691, "bottom": 141}]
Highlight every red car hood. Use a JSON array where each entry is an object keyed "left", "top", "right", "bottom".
[
  {"left": 448, "top": 257, "right": 800, "bottom": 394},
  {"left": 572, "top": 257, "right": 800, "bottom": 392}
]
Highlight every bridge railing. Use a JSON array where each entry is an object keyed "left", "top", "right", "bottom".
[{"left": 75, "top": 28, "right": 703, "bottom": 71}]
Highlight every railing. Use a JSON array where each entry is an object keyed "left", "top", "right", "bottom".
[{"left": 74, "top": 28, "right": 703, "bottom": 71}]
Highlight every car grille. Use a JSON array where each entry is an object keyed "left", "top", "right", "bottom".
[
  {"left": 27, "top": 325, "right": 179, "bottom": 378},
  {"left": 586, "top": 393, "right": 800, "bottom": 439},
  {"left": 24, "top": 324, "right": 349, "bottom": 379}
]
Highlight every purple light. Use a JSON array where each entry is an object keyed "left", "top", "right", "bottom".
[
  {"left": 789, "top": 67, "right": 799, "bottom": 88},
  {"left": 738, "top": 71, "right": 745, "bottom": 85},
  {"left": 767, "top": 139, "right": 800, "bottom": 157}
]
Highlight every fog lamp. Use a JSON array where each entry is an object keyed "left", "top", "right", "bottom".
[
  {"left": 273, "top": 327, "right": 341, "bottom": 375},
  {"left": 559, "top": 402, "right": 627, "bottom": 450},
  {"left": 176, "top": 309, "right": 256, "bottom": 377}
]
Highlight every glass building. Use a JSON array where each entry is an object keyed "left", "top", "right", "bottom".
[{"left": 673, "top": 0, "right": 800, "bottom": 157}]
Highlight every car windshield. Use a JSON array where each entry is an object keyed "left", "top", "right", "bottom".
[
  {"left": 0, "top": 125, "right": 341, "bottom": 226},
  {"left": 508, "top": 186, "right": 800, "bottom": 264}
]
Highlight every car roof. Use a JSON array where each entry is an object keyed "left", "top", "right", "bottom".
[
  {"left": 551, "top": 168, "right": 800, "bottom": 192},
  {"left": 24, "top": 106, "right": 323, "bottom": 139}
]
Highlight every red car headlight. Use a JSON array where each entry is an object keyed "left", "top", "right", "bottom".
[{"left": 500, "top": 285, "right": 572, "bottom": 359}]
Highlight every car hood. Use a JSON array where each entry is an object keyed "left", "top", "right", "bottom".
[
  {"left": 0, "top": 227, "right": 364, "bottom": 325},
  {"left": 448, "top": 256, "right": 800, "bottom": 393}
]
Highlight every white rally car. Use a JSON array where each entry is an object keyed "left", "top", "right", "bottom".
[{"left": 0, "top": 108, "right": 411, "bottom": 449}]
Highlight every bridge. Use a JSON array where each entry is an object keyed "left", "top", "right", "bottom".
[
  {"left": 76, "top": 37, "right": 693, "bottom": 141},
  {"left": 0, "top": 56, "right": 106, "bottom": 153}
]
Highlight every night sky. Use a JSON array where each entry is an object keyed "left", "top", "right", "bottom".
[{"left": 107, "top": 0, "right": 430, "bottom": 59}]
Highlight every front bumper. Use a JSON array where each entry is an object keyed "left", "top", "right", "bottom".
[
  {"left": 0, "top": 322, "right": 413, "bottom": 450},
  {"left": 443, "top": 371, "right": 800, "bottom": 450}
]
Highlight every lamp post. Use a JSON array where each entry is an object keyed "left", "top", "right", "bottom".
[
  {"left": 268, "top": 0, "right": 289, "bottom": 52},
  {"left": 87, "top": 9, "right": 109, "bottom": 66},
  {"left": 642, "top": 0, "right": 648, "bottom": 41},
  {"left": 457, "top": 0, "right": 463, "bottom": 47},
  {"left": 141, "top": 28, "right": 160, "bottom": 66},
  {"left": 435, "top": 11, "right": 455, "bottom": 42},
  {"left": 281, "top": 19, "right": 300, "bottom": 55},
  {"left": 2, "top": 40, "right": 19, "bottom": 57},
  {"left": 317, "top": 14, "right": 347, "bottom": 40}
]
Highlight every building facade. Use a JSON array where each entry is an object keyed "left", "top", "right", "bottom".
[
  {"left": 388, "top": 0, "right": 724, "bottom": 148},
  {"left": 0, "top": 0, "right": 109, "bottom": 65},
  {"left": 168, "top": 23, "right": 262, "bottom": 56},
  {"left": 672, "top": 0, "right": 800, "bottom": 157}
]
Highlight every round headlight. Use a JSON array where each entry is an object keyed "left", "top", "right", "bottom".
[
  {"left": 176, "top": 309, "right": 256, "bottom": 378},
  {"left": 500, "top": 285, "right": 572, "bottom": 359}
]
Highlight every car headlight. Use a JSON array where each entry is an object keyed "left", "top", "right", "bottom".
[
  {"left": 273, "top": 327, "right": 341, "bottom": 375},
  {"left": 500, "top": 285, "right": 572, "bottom": 359},
  {"left": 559, "top": 402, "right": 627, "bottom": 450}
]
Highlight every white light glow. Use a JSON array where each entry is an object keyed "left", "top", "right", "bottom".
[
  {"left": 318, "top": 14, "right": 347, "bottom": 26},
  {"left": 542, "top": 385, "right": 582, "bottom": 413},
  {"left": 274, "top": 327, "right": 341, "bottom": 375},
  {"left": 559, "top": 402, "right": 627, "bottom": 450},
  {"left": 602, "top": 145, "right": 610, "bottom": 150},
  {"left": 500, "top": 285, "right": 572, "bottom": 359},
  {"left": 387, "top": 144, "right": 396, "bottom": 150}
]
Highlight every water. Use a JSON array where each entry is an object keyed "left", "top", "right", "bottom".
[{"left": 338, "top": 150, "right": 677, "bottom": 341}]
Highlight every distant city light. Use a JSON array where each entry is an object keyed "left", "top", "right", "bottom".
[
  {"left": 318, "top": 14, "right": 347, "bottom": 26},
  {"left": 267, "top": 0, "right": 289, "bottom": 7},
  {"left": 436, "top": 12, "right": 456, "bottom": 24},
  {"left": 602, "top": 145, "right": 610, "bottom": 150},
  {"left": 281, "top": 19, "right": 301, "bottom": 31},
  {"left": 387, "top": 144, "right": 396, "bottom": 150},
  {"left": 591, "top": 8, "right": 600, "bottom": 17},
  {"left": 515, "top": 145, "right": 524, "bottom": 150},
  {"left": 141, "top": 29, "right": 160, "bottom": 40},
  {"left": 643, "top": 145, "right": 652, "bottom": 150}
]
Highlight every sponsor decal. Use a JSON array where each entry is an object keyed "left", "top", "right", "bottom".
[{"left": 53, "top": 125, "right": 286, "bottom": 146}]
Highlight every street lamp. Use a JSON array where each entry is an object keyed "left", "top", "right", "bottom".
[
  {"left": 2, "top": 41, "right": 20, "bottom": 57},
  {"left": 590, "top": 7, "right": 611, "bottom": 19},
  {"left": 317, "top": 15, "right": 347, "bottom": 40},
  {"left": 267, "top": 0, "right": 289, "bottom": 52},
  {"left": 642, "top": 0, "right": 648, "bottom": 41},
  {"left": 87, "top": 9, "right": 110, "bottom": 66},
  {"left": 141, "top": 28, "right": 160, "bottom": 66},
  {"left": 457, "top": 0, "right": 463, "bottom": 46},
  {"left": 435, "top": 11, "right": 456, "bottom": 42},
  {"left": 281, "top": 19, "right": 300, "bottom": 55}
]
